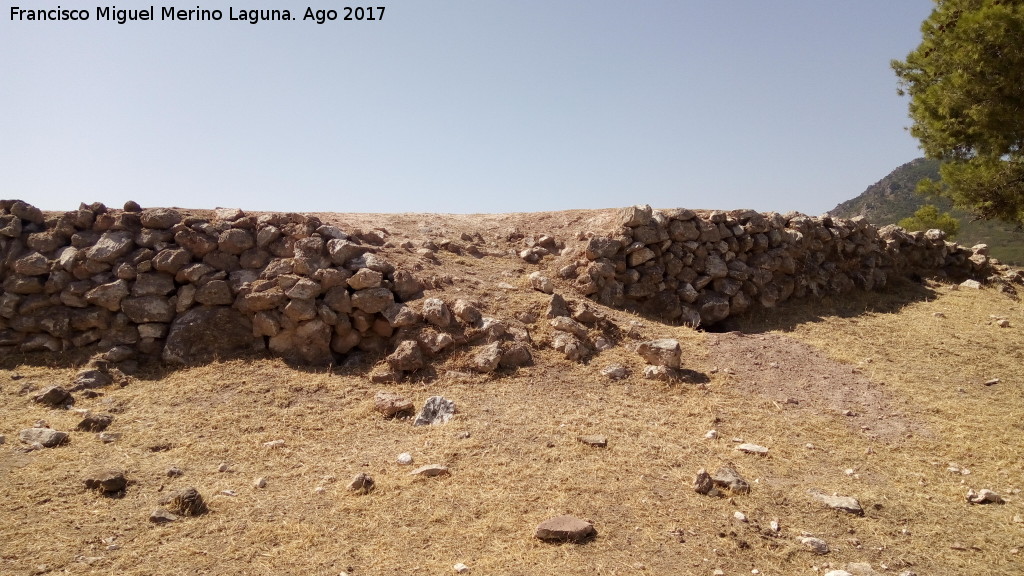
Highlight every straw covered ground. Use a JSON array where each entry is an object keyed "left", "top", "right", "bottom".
[{"left": 1, "top": 210, "right": 1022, "bottom": 576}]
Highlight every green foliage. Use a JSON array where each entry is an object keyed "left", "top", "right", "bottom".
[
  {"left": 831, "top": 157, "right": 1024, "bottom": 264},
  {"left": 892, "top": 0, "right": 1024, "bottom": 225},
  {"left": 898, "top": 204, "right": 961, "bottom": 237}
]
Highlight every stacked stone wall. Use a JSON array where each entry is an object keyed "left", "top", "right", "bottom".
[
  {"left": 0, "top": 199, "right": 1012, "bottom": 366},
  {"left": 567, "top": 205, "right": 1000, "bottom": 326}
]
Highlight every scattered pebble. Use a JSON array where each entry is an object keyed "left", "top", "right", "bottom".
[
  {"left": 733, "top": 511, "right": 748, "bottom": 522},
  {"left": 811, "top": 492, "right": 864, "bottom": 516},
  {"left": 601, "top": 364, "right": 628, "bottom": 380},
  {"left": 397, "top": 452, "right": 414, "bottom": 465},
  {"left": 253, "top": 477, "right": 268, "bottom": 489},
  {"left": 220, "top": 490, "right": 238, "bottom": 497},
  {"left": 167, "top": 467, "right": 184, "bottom": 478},
  {"left": 217, "top": 463, "right": 231, "bottom": 473},
  {"left": 453, "top": 563, "right": 470, "bottom": 573},
  {"left": 149, "top": 508, "right": 179, "bottom": 524},
  {"left": 984, "top": 378, "right": 1000, "bottom": 386},
  {"left": 263, "top": 439, "right": 285, "bottom": 448},
  {"left": 704, "top": 430, "right": 718, "bottom": 440},
  {"left": 98, "top": 432, "right": 121, "bottom": 443}
]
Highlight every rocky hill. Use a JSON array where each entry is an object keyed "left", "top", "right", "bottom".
[{"left": 831, "top": 158, "right": 1024, "bottom": 264}]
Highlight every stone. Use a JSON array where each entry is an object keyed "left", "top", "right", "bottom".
[
  {"left": 71, "top": 369, "right": 113, "bottom": 391},
  {"left": 269, "top": 319, "right": 333, "bottom": 366},
  {"left": 535, "top": 515, "right": 596, "bottom": 543},
  {"left": 347, "top": 472, "right": 375, "bottom": 494},
  {"left": 823, "top": 571, "right": 853, "bottom": 576},
  {"left": 620, "top": 204, "right": 653, "bottom": 227},
  {"left": 351, "top": 287, "right": 394, "bottom": 314},
  {"left": 694, "top": 469, "right": 716, "bottom": 495},
  {"left": 163, "top": 306, "right": 256, "bottom": 365},
  {"left": 499, "top": 342, "right": 533, "bottom": 368},
  {"left": 811, "top": 492, "right": 864, "bottom": 516},
  {"left": 0, "top": 214, "right": 23, "bottom": 237},
  {"left": 733, "top": 511, "right": 748, "bottom": 522},
  {"left": 960, "top": 279, "right": 982, "bottom": 289},
  {"left": 422, "top": 298, "right": 452, "bottom": 328},
  {"left": 86, "top": 280, "right": 130, "bottom": 312},
  {"left": 374, "top": 391, "right": 414, "bottom": 418},
  {"left": 149, "top": 508, "right": 179, "bottom": 523},
  {"left": 77, "top": 413, "right": 114, "bottom": 432},
  {"left": 601, "top": 364, "right": 628, "bottom": 380},
  {"left": 470, "top": 342, "right": 502, "bottom": 373},
  {"left": 735, "top": 443, "right": 769, "bottom": 455},
  {"left": 414, "top": 396, "right": 456, "bottom": 426},
  {"left": 217, "top": 228, "right": 254, "bottom": 254},
  {"left": 711, "top": 463, "right": 750, "bottom": 494},
  {"left": 798, "top": 536, "right": 830, "bottom": 555},
  {"left": 966, "top": 488, "right": 1004, "bottom": 504},
  {"left": 86, "top": 231, "right": 135, "bottom": 263},
  {"left": 387, "top": 340, "right": 425, "bottom": 372},
  {"left": 453, "top": 563, "right": 470, "bottom": 574},
  {"left": 382, "top": 303, "right": 421, "bottom": 327},
  {"left": 132, "top": 273, "right": 176, "bottom": 296},
  {"left": 578, "top": 435, "right": 607, "bottom": 447},
  {"left": 152, "top": 248, "right": 192, "bottom": 273},
  {"left": 552, "top": 332, "right": 589, "bottom": 362},
  {"left": 121, "top": 296, "right": 175, "bottom": 323},
  {"left": 452, "top": 299, "right": 482, "bottom": 324},
  {"left": 418, "top": 328, "right": 454, "bottom": 355},
  {"left": 550, "top": 316, "right": 588, "bottom": 338},
  {"left": 253, "top": 477, "right": 268, "bottom": 489},
  {"left": 636, "top": 339, "right": 682, "bottom": 368},
  {"left": 704, "top": 430, "right": 718, "bottom": 439},
  {"left": 84, "top": 470, "right": 127, "bottom": 494},
  {"left": 140, "top": 208, "right": 182, "bottom": 229},
  {"left": 99, "top": 432, "right": 121, "bottom": 443},
  {"left": 529, "top": 271, "right": 554, "bottom": 294},
  {"left": 391, "top": 269, "right": 424, "bottom": 301},
  {"left": 642, "top": 365, "right": 677, "bottom": 381},
  {"left": 194, "top": 280, "right": 234, "bottom": 306},
  {"left": 19, "top": 427, "right": 68, "bottom": 447},
  {"left": 161, "top": 487, "right": 208, "bottom": 516},
  {"left": 397, "top": 453, "right": 414, "bottom": 465},
  {"left": 13, "top": 252, "right": 50, "bottom": 276},
  {"left": 347, "top": 268, "right": 383, "bottom": 290},
  {"left": 545, "top": 294, "right": 570, "bottom": 319},
  {"left": 409, "top": 464, "right": 450, "bottom": 478},
  {"left": 33, "top": 385, "right": 71, "bottom": 407}
]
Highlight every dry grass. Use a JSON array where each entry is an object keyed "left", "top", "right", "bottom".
[{"left": 2, "top": 238, "right": 1024, "bottom": 575}]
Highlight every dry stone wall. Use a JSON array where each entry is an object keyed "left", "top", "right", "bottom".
[
  {"left": 0, "top": 199, "right": 1013, "bottom": 367},
  {"left": 566, "top": 205, "right": 1004, "bottom": 326}
]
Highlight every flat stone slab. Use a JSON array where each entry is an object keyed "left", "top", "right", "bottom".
[
  {"left": 578, "top": 435, "right": 608, "bottom": 448},
  {"left": 409, "top": 464, "right": 450, "bottom": 478},
  {"left": 811, "top": 492, "right": 864, "bottom": 516},
  {"left": 19, "top": 428, "right": 68, "bottom": 448},
  {"left": 735, "top": 443, "right": 769, "bottom": 455},
  {"left": 535, "top": 515, "right": 596, "bottom": 543}
]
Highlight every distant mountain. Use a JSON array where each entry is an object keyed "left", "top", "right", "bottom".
[{"left": 831, "top": 158, "right": 1024, "bottom": 265}]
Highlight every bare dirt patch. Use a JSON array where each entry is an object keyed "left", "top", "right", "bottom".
[{"left": 707, "top": 332, "right": 920, "bottom": 442}]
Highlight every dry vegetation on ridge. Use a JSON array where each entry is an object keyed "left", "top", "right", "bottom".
[{"left": 1, "top": 209, "right": 1023, "bottom": 576}]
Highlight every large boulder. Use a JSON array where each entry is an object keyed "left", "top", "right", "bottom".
[{"left": 163, "top": 306, "right": 258, "bottom": 365}]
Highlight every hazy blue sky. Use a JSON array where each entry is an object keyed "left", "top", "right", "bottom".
[{"left": 2, "top": 1, "right": 935, "bottom": 215}]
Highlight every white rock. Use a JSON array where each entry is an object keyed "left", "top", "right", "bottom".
[
  {"left": 704, "top": 430, "right": 719, "bottom": 440},
  {"left": 960, "top": 279, "right": 982, "bottom": 289},
  {"left": 253, "top": 477, "right": 268, "bottom": 489},
  {"left": 733, "top": 511, "right": 748, "bottom": 522},
  {"left": 528, "top": 272, "right": 554, "bottom": 294},
  {"left": 263, "top": 439, "right": 285, "bottom": 448},
  {"left": 397, "top": 452, "right": 414, "bottom": 465},
  {"left": 824, "top": 571, "right": 853, "bottom": 576},
  {"left": 601, "top": 364, "right": 628, "bottom": 380},
  {"left": 453, "top": 563, "right": 470, "bottom": 573},
  {"left": 798, "top": 536, "right": 830, "bottom": 554},
  {"left": 735, "top": 443, "right": 768, "bottom": 455}
]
